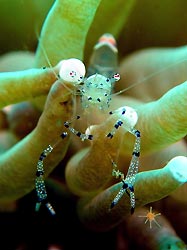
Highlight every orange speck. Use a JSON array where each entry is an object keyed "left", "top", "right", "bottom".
[{"left": 138, "top": 206, "right": 161, "bottom": 229}]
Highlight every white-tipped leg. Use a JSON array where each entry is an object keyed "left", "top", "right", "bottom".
[{"left": 108, "top": 107, "right": 140, "bottom": 213}]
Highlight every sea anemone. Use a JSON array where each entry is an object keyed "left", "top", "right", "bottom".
[{"left": 0, "top": 1, "right": 186, "bottom": 249}]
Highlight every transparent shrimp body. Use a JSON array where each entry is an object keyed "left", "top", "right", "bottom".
[{"left": 80, "top": 73, "right": 120, "bottom": 110}]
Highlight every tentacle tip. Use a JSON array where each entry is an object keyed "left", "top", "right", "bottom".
[
  {"left": 167, "top": 156, "right": 187, "bottom": 183},
  {"left": 58, "top": 58, "right": 86, "bottom": 84}
]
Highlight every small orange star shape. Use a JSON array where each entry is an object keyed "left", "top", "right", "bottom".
[{"left": 138, "top": 206, "right": 161, "bottom": 229}]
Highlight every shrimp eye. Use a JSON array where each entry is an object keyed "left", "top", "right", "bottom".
[{"left": 113, "top": 73, "right": 120, "bottom": 81}]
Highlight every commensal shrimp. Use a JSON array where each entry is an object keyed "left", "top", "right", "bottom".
[{"left": 35, "top": 33, "right": 141, "bottom": 215}]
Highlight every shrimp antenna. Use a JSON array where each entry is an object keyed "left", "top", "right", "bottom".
[
  {"left": 34, "top": 27, "right": 83, "bottom": 96},
  {"left": 35, "top": 28, "right": 59, "bottom": 79},
  {"left": 113, "top": 58, "right": 187, "bottom": 96}
]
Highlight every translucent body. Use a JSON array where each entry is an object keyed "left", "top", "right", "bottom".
[{"left": 80, "top": 73, "right": 120, "bottom": 110}]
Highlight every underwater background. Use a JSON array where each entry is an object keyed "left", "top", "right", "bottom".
[{"left": 0, "top": 1, "right": 186, "bottom": 249}]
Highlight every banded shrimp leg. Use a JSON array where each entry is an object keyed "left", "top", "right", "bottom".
[
  {"left": 115, "top": 47, "right": 187, "bottom": 100},
  {"left": 108, "top": 109, "right": 141, "bottom": 214},
  {"left": 35, "top": 58, "right": 87, "bottom": 215},
  {"left": 108, "top": 46, "right": 187, "bottom": 212}
]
